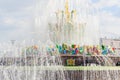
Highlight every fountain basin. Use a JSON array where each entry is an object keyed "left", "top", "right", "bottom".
[
  {"left": 1, "top": 66, "right": 120, "bottom": 70},
  {"left": 0, "top": 66, "right": 120, "bottom": 80}
]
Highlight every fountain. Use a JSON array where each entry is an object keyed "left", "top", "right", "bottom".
[
  {"left": 48, "top": 0, "right": 99, "bottom": 45},
  {"left": 0, "top": 0, "right": 120, "bottom": 80},
  {"left": 47, "top": 0, "right": 120, "bottom": 80}
]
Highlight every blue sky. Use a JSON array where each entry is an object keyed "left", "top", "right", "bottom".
[{"left": 0, "top": 0, "right": 120, "bottom": 42}]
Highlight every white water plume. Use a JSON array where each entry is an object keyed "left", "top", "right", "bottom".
[
  {"left": 0, "top": 40, "right": 69, "bottom": 80},
  {"left": 36, "top": 0, "right": 100, "bottom": 45}
]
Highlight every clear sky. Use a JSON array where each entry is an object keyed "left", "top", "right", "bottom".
[{"left": 0, "top": 0, "right": 120, "bottom": 42}]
